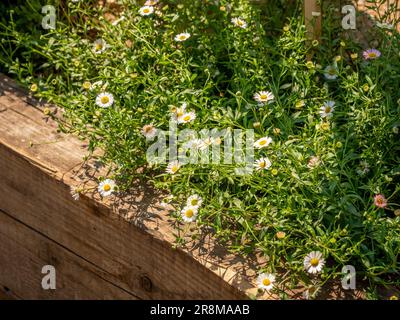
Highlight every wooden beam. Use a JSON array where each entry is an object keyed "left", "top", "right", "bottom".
[
  {"left": 0, "top": 74, "right": 366, "bottom": 300},
  {"left": 304, "top": 0, "right": 322, "bottom": 41},
  {"left": 0, "top": 209, "right": 137, "bottom": 299},
  {"left": 0, "top": 282, "right": 19, "bottom": 300},
  {"left": 0, "top": 74, "right": 252, "bottom": 300}
]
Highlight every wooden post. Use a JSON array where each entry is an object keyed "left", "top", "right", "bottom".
[{"left": 304, "top": 0, "right": 322, "bottom": 41}]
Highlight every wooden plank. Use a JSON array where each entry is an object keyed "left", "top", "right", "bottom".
[
  {"left": 0, "top": 209, "right": 137, "bottom": 300},
  {"left": 0, "top": 74, "right": 253, "bottom": 299},
  {"left": 0, "top": 283, "right": 20, "bottom": 300},
  {"left": 304, "top": 0, "right": 322, "bottom": 41}
]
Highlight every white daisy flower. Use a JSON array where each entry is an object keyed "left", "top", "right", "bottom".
[
  {"left": 323, "top": 65, "right": 338, "bottom": 80},
  {"left": 145, "top": 0, "right": 159, "bottom": 5},
  {"left": 171, "top": 103, "right": 187, "bottom": 121},
  {"left": 363, "top": 48, "right": 381, "bottom": 60},
  {"left": 178, "top": 111, "right": 196, "bottom": 124},
  {"left": 231, "top": 17, "right": 247, "bottom": 29},
  {"left": 166, "top": 160, "right": 181, "bottom": 174},
  {"left": 254, "top": 136, "right": 273, "bottom": 149},
  {"left": 253, "top": 91, "right": 274, "bottom": 104},
  {"left": 187, "top": 194, "right": 203, "bottom": 207},
  {"left": 213, "top": 137, "right": 222, "bottom": 145},
  {"left": 196, "top": 136, "right": 221, "bottom": 150},
  {"left": 95, "top": 92, "right": 114, "bottom": 108},
  {"left": 254, "top": 157, "right": 272, "bottom": 171},
  {"left": 181, "top": 205, "right": 198, "bottom": 222},
  {"left": 70, "top": 186, "right": 80, "bottom": 201},
  {"left": 257, "top": 273, "right": 276, "bottom": 291},
  {"left": 98, "top": 179, "right": 116, "bottom": 197},
  {"left": 307, "top": 156, "right": 321, "bottom": 169},
  {"left": 141, "top": 124, "right": 157, "bottom": 139},
  {"left": 90, "top": 80, "right": 103, "bottom": 91},
  {"left": 199, "top": 136, "right": 213, "bottom": 150},
  {"left": 304, "top": 251, "right": 325, "bottom": 274},
  {"left": 185, "top": 138, "right": 204, "bottom": 150},
  {"left": 139, "top": 5, "right": 154, "bottom": 16},
  {"left": 174, "top": 32, "right": 191, "bottom": 42},
  {"left": 319, "top": 100, "right": 335, "bottom": 118},
  {"left": 93, "top": 39, "right": 108, "bottom": 54}
]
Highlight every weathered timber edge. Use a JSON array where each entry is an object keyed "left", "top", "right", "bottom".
[
  {"left": 0, "top": 73, "right": 262, "bottom": 300},
  {"left": 0, "top": 74, "right": 369, "bottom": 300}
]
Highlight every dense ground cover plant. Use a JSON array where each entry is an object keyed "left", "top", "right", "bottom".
[{"left": 1, "top": 0, "right": 399, "bottom": 298}]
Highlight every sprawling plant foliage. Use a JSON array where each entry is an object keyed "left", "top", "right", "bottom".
[{"left": 1, "top": 0, "right": 399, "bottom": 298}]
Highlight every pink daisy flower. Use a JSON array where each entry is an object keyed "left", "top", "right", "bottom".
[
  {"left": 374, "top": 194, "right": 387, "bottom": 208},
  {"left": 363, "top": 49, "right": 381, "bottom": 60}
]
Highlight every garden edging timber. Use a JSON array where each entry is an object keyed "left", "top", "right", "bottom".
[
  {"left": 0, "top": 73, "right": 367, "bottom": 300},
  {"left": 0, "top": 73, "right": 260, "bottom": 300}
]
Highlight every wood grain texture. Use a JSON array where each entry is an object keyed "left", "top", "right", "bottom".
[
  {"left": 0, "top": 74, "right": 255, "bottom": 300},
  {"left": 0, "top": 74, "right": 365, "bottom": 300},
  {"left": 0, "top": 209, "right": 137, "bottom": 300},
  {"left": 0, "top": 282, "right": 20, "bottom": 300},
  {"left": 304, "top": 0, "right": 322, "bottom": 40}
]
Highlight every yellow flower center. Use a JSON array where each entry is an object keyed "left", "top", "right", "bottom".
[
  {"left": 185, "top": 209, "right": 194, "bottom": 218},
  {"left": 259, "top": 140, "right": 267, "bottom": 146},
  {"left": 95, "top": 43, "right": 103, "bottom": 51},
  {"left": 171, "top": 165, "right": 179, "bottom": 173},
  {"left": 144, "top": 8, "right": 150, "bottom": 14},
  {"left": 83, "top": 81, "right": 91, "bottom": 89},
  {"left": 191, "top": 199, "right": 198, "bottom": 206},
  {"left": 368, "top": 53, "right": 376, "bottom": 58},
  {"left": 296, "top": 100, "right": 305, "bottom": 109},
  {"left": 103, "top": 184, "right": 111, "bottom": 192},
  {"left": 328, "top": 69, "right": 336, "bottom": 75},
  {"left": 259, "top": 161, "right": 266, "bottom": 168},
  {"left": 179, "top": 35, "right": 186, "bottom": 40},
  {"left": 183, "top": 115, "right": 191, "bottom": 121},
  {"left": 237, "top": 20, "right": 244, "bottom": 26},
  {"left": 262, "top": 278, "right": 271, "bottom": 286},
  {"left": 276, "top": 231, "right": 286, "bottom": 239},
  {"left": 321, "top": 122, "right": 330, "bottom": 130},
  {"left": 260, "top": 94, "right": 268, "bottom": 100},
  {"left": 325, "top": 106, "right": 331, "bottom": 113},
  {"left": 101, "top": 96, "right": 110, "bottom": 104},
  {"left": 310, "top": 258, "right": 319, "bottom": 267}
]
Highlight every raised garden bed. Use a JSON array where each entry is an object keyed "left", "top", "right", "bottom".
[
  {"left": 0, "top": 0, "right": 399, "bottom": 300},
  {"left": 0, "top": 73, "right": 252, "bottom": 299},
  {"left": 0, "top": 73, "right": 370, "bottom": 300}
]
